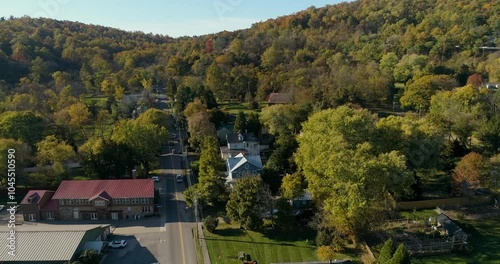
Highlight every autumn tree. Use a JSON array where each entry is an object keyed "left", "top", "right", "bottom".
[
  {"left": 400, "top": 75, "right": 457, "bottom": 112},
  {"left": 280, "top": 172, "right": 305, "bottom": 200},
  {"left": 452, "top": 152, "right": 490, "bottom": 194},
  {"left": 0, "top": 139, "right": 31, "bottom": 188},
  {"left": 34, "top": 135, "right": 76, "bottom": 184}
]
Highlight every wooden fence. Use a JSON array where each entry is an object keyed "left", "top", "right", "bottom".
[{"left": 396, "top": 196, "right": 492, "bottom": 210}]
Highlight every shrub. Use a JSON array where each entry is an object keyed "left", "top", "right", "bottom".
[
  {"left": 317, "top": 245, "right": 336, "bottom": 261},
  {"left": 390, "top": 243, "right": 411, "bottom": 264},
  {"left": 316, "top": 229, "right": 333, "bottom": 246},
  {"left": 378, "top": 238, "right": 394, "bottom": 264},
  {"left": 203, "top": 215, "right": 219, "bottom": 233}
]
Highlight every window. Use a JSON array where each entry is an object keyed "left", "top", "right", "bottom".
[
  {"left": 141, "top": 198, "right": 149, "bottom": 204},
  {"left": 66, "top": 199, "right": 74, "bottom": 205},
  {"left": 114, "top": 198, "right": 121, "bottom": 204},
  {"left": 90, "top": 213, "right": 98, "bottom": 220},
  {"left": 122, "top": 198, "right": 130, "bottom": 204},
  {"left": 95, "top": 200, "right": 106, "bottom": 206},
  {"left": 46, "top": 212, "right": 54, "bottom": 220},
  {"left": 131, "top": 198, "right": 140, "bottom": 204},
  {"left": 142, "top": 206, "right": 152, "bottom": 213},
  {"left": 75, "top": 199, "right": 82, "bottom": 205},
  {"left": 59, "top": 200, "right": 64, "bottom": 205},
  {"left": 253, "top": 170, "right": 257, "bottom": 174}
]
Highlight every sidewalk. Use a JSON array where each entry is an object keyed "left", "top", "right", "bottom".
[{"left": 197, "top": 222, "right": 211, "bottom": 264}]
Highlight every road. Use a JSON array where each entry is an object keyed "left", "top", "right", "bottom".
[
  {"left": 106, "top": 93, "right": 197, "bottom": 264},
  {"left": 158, "top": 93, "right": 197, "bottom": 264}
]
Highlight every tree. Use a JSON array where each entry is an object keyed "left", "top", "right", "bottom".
[
  {"left": 79, "top": 137, "right": 135, "bottom": 179},
  {"left": 187, "top": 111, "right": 216, "bottom": 148},
  {"left": 196, "top": 136, "right": 227, "bottom": 205},
  {"left": 452, "top": 152, "right": 489, "bottom": 194},
  {"left": 184, "top": 99, "right": 208, "bottom": 119},
  {"left": 203, "top": 215, "right": 219, "bottom": 233},
  {"left": 246, "top": 112, "right": 261, "bottom": 136},
  {"left": 0, "top": 111, "right": 47, "bottom": 147},
  {"left": 378, "top": 238, "right": 395, "bottom": 264},
  {"left": 317, "top": 246, "right": 336, "bottom": 261},
  {"left": 226, "top": 176, "right": 272, "bottom": 230},
  {"left": 135, "top": 108, "right": 169, "bottom": 129},
  {"left": 233, "top": 111, "right": 247, "bottom": 133},
  {"left": 280, "top": 172, "right": 305, "bottom": 200},
  {"left": 166, "top": 78, "right": 177, "bottom": 100},
  {"left": 260, "top": 104, "right": 308, "bottom": 136},
  {"left": 67, "top": 102, "right": 92, "bottom": 140},
  {"left": 35, "top": 135, "right": 76, "bottom": 184},
  {"left": 390, "top": 243, "right": 411, "bottom": 264},
  {"left": 111, "top": 119, "right": 168, "bottom": 176},
  {"left": 72, "top": 249, "right": 102, "bottom": 264},
  {"left": 400, "top": 75, "right": 457, "bottom": 112},
  {"left": 477, "top": 115, "right": 500, "bottom": 155},
  {"left": 205, "top": 61, "right": 228, "bottom": 100},
  {"left": 0, "top": 139, "right": 31, "bottom": 189},
  {"left": 295, "top": 106, "right": 413, "bottom": 240}
]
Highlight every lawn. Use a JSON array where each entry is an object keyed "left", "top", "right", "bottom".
[
  {"left": 219, "top": 101, "right": 265, "bottom": 115},
  {"left": 411, "top": 216, "right": 500, "bottom": 264},
  {"left": 204, "top": 222, "right": 354, "bottom": 264}
]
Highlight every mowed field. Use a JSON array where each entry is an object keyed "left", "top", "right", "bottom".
[{"left": 204, "top": 222, "right": 330, "bottom": 264}]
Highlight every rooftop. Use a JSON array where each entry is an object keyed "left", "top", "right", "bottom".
[
  {"left": 267, "top": 92, "right": 293, "bottom": 104},
  {"left": 21, "top": 190, "right": 53, "bottom": 205},
  {"left": 227, "top": 132, "right": 258, "bottom": 144},
  {"left": 52, "top": 179, "right": 154, "bottom": 199},
  {"left": 228, "top": 153, "right": 263, "bottom": 172}
]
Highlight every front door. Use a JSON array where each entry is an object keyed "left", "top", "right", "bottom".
[
  {"left": 73, "top": 211, "right": 79, "bottom": 219},
  {"left": 111, "top": 212, "right": 119, "bottom": 220},
  {"left": 28, "top": 214, "right": 36, "bottom": 221}
]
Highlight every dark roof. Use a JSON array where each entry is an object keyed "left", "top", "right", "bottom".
[
  {"left": 89, "top": 191, "right": 112, "bottom": 201},
  {"left": 21, "top": 190, "right": 53, "bottom": 205},
  {"left": 436, "top": 213, "right": 462, "bottom": 235},
  {"left": 52, "top": 179, "right": 154, "bottom": 199},
  {"left": 226, "top": 133, "right": 258, "bottom": 144},
  {"left": 267, "top": 92, "right": 292, "bottom": 104}
]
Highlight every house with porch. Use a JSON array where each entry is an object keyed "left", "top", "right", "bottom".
[{"left": 220, "top": 132, "right": 260, "bottom": 160}]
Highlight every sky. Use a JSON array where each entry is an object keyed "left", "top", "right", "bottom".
[{"left": 0, "top": 0, "right": 346, "bottom": 37}]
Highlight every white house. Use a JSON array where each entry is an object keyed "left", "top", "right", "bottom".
[
  {"left": 220, "top": 132, "right": 260, "bottom": 160},
  {"left": 226, "top": 153, "right": 263, "bottom": 183}
]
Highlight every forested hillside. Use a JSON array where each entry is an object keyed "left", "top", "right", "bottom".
[{"left": 0, "top": 0, "right": 498, "bottom": 187}]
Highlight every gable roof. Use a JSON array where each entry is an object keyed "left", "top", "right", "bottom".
[
  {"left": 267, "top": 92, "right": 292, "bottom": 104},
  {"left": 0, "top": 231, "right": 85, "bottom": 262},
  {"left": 228, "top": 154, "right": 263, "bottom": 172},
  {"left": 21, "top": 190, "right": 53, "bottom": 205},
  {"left": 436, "top": 213, "right": 462, "bottom": 235},
  {"left": 52, "top": 179, "right": 154, "bottom": 199},
  {"left": 227, "top": 132, "right": 258, "bottom": 144}
]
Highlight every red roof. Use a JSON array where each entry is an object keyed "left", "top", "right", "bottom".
[
  {"left": 52, "top": 179, "right": 154, "bottom": 199},
  {"left": 21, "top": 190, "right": 52, "bottom": 204},
  {"left": 40, "top": 199, "right": 58, "bottom": 211}
]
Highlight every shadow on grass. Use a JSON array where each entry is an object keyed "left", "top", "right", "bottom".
[
  {"left": 261, "top": 226, "right": 317, "bottom": 242},
  {"left": 212, "top": 228, "right": 246, "bottom": 237}
]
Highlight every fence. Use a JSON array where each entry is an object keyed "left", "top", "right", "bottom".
[{"left": 396, "top": 196, "right": 492, "bottom": 210}]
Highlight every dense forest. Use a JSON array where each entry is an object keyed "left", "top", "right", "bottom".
[{"left": 0, "top": 0, "right": 499, "bottom": 249}]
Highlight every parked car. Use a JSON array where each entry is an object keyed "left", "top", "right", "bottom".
[
  {"left": 172, "top": 149, "right": 179, "bottom": 154},
  {"left": 176, "top": 174, "right": 183, "bottom": 183},
  {"left": 0, "top": 205, "right": 5, "bottom": 211},
  {"left": 151, "top": 176, "right": 160, "bottom": 182},
  {"left": 108, "top": 240, "right": 127, "bottom": 248}
]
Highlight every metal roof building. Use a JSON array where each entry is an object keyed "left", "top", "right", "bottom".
[{"left": 0, "top": 224, "right": 110, "bottom": 264}]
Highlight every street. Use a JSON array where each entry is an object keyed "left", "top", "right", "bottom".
[{"left": 105, "top": 92, "right": 197, "bottom": 264}]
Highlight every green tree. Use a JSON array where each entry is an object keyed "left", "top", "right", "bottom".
[
  {"left": 166, "top": 78, "right": 178, "bottom": 100},
  {"left": 233, "top": 111, "right": 247, "bottom": 133},
  {"left": 390, "top": 243, "right": 411, "bottom": 264},
  {"left": 295, "top": 106, "right": 413, "bottom": 240},
  {"left": 196, "top": 136, "right": 226, "bottom": 205},
  {"left": 111, "top": 119, "right": 168, "bottom": 176},
  {"left": 400, "top": 75, "right": 457, "bottom": 112},
  {"left": 260, "top": 104, "right": 308, "bottom": 136},
  {"left": 0, "top": 139, "right": 31, "bottom": 188},
  {"left": 72, "top": 249, "right": 102, "bottom": 264},
  {"left": 226, "top": 176, "right": 272, "bottom": 230},
  {"left": 0, "top": 111, "right": 47, "bottom": 147},
  {"left": 205, "top": 61, "right": 228, "bottom": 100},
  {"left": 135, "top": 108, "right": 169, "bottom": 130},
  {"left": 246, "top": 112, "right": 261, "bottom": 136},
  {"left": 35, "top": 135, "right": 76, "bottom": 184},
  {"left": 378, "top": 238, "right": 395, "bottom": 264},
  {"left": 478, "top": 115, "right": 500, "bottom": 155},
  {"left": 280, "top": 172, "right": 305, "bottom": 200}
]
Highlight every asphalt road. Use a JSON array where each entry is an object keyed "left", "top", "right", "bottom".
[{"left": 105, "top": 96, "right": 197, "bottom": 264}]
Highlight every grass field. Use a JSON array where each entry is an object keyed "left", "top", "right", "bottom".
[
  {"left": 219, "top": 101, "right": 265, "bottom": 115},
  {"left": 204, "top": 222, "right": 355, "bottom": 264},
  {"left": 412, "top": 216, "right": 500, "bottom": 264}
]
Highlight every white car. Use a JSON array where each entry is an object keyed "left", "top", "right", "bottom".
[
  {"left": 108, "top": 240, "right": 127, "bottom": 248},
  {"left": 151, "top": 176, "right": 160, "bottom": 182},
  {"left": 176, "top": 174, "right": 183, "bottom": 183}
]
